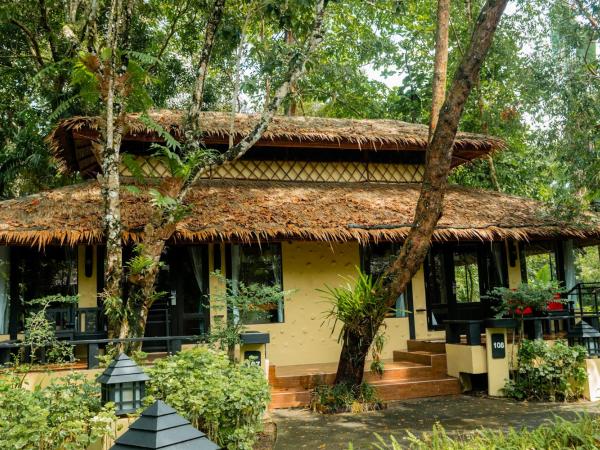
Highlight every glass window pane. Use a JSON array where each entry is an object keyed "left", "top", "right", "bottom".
[
  {"left": 121, "top": 383, "right": 133, "bottom": 402},
  {"left": 362, "top": 243, "right": 411, "bottom": 318},
  {"left": 234, "top": 244, "right": 283, "bottom": 323},
  {"left": 454, "top": 251, "right": 480, "bottom": 303},
  {"left": 523, "top": 243, "right": 558, "bottom": 283}
]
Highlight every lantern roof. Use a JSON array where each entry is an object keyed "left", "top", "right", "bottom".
[
  {"left": 97, "top": 353, "right": 150, "bottom": 385},
  {"left": 568, "top": 320, "right": 600, "bottom": 338},
  {"left": 110, "top": 400, "right": 220, "bottom": 450}
]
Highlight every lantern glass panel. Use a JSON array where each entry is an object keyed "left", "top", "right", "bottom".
[
  {"left": 122, "top": 382, "right": 134, "bottom": 410},
  {"left": 114, "top": 385, "right": 121, "bottom": 404}
]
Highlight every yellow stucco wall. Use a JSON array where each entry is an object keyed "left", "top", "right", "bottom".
[
  {"left": 78, "top": 245, "right": 98, "bottom": 308},
  {"left": 247, "top": 241, "right": 359, "bottom": 366},
  {"left": 241, "top": 241, "right": 429, "bottom": 366}
]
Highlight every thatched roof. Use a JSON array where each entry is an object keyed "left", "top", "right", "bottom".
[
  {"left": 49, "top": 111, "right": 505, "bottom": 174},
  {"left": 0, "top": 180, "right": 598, "bottom": 247}
]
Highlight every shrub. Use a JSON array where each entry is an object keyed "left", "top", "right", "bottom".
[
  {"left": 504, "top": 339, "right": 587, "bottom": 402},
  {"left": 146, "top": 347, "right": 270, "bottom": 450},
  {"left": 310, "top": 382, "right": 384, "bottom": 414},
  {"left": 0, "top": 372, "right": 116, "bottom": 449},
  {"left": 369, "top": 415, "right": 600, "bottom": 449}
]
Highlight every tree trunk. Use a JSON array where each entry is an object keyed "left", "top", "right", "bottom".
[
  {"left": 99, "top": 0, "right": 135, "bottom": 344},
  {"left": 429, "top": 0, "right": 450, "bottom": 140},
  {"left": 334, "top": 319, "right": 382, "bottom": 385},
  {"left": 385, "top": 0, "right": 509, "bottom": 304},
  {"left": 334, "top": 0, "right": 509, "bottom": 387},
  {"left": 102, "top": 0, "right": 126, "bottom": 338}
]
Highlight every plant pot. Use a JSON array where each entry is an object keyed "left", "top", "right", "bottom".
[{"left": 485, "top": 318, "right": 517, "bottom": 329}]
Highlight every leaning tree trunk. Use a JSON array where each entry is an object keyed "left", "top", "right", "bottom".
[
  {"left": 334, "top": 317, "right": 384, "bottom": 385},
  {"left": 334, "top": 0, "right": 508, "bottom": 387}
]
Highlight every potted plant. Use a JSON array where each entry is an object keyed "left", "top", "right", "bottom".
[{"left": 491, "top": 280, "right": 564, "bottom": 339}]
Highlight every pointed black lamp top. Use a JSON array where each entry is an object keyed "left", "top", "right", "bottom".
[
  {"left": 97, "top": 353, "right": 150, "bottom": 416},
  {"left": 110, "top": 400, "right": 221, "bottom": 450}
]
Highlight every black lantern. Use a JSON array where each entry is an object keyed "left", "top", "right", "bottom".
[
  {"left": 568, "top": 321, "right": 600, "bottom": 357},
  {"left": 97, "top": 353, "right": 150, "bottom": 416},
  {"left": 110, "top": 400, "right": 220, "bottom": 450}
]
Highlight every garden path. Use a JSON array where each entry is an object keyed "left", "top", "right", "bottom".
[{"left": 272, "top": 394, "right": 600, "bottom": 449}]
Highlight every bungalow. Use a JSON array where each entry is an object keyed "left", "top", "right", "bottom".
[{"left": 0, "top": 111, "right": 598, "bottom": 406}]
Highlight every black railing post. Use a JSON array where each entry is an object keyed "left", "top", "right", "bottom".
[{"left": 88, "top": 343, "right": 100, "bottom": 369}]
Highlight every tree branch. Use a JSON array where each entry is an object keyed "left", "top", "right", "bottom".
[
  {"left": 9, "top": 19, "right": 46, "bottom": 68},
  {"left": 429, "top": 0, "right": 450, "bottom": 140},
  {"left": 571, "top": 0, "right": 599, "bottom": 31},
  {"left": 178, "top": 0, "right": 329, "bottom": 203},
  {"left": 187, "top": 0, "right": 227, "bottom": 132},
  {"left": 148, "top": 0, "right": 191, "bottom": 74},
  {"left": 38, "top": 0, "right": 60, "bottom": 63}
]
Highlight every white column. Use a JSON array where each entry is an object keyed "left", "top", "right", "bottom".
[{"left": 0, "top": 247, "right": 9, "bottom": 335}]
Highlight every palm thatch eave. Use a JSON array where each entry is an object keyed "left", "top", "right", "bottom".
[{"left": 0, "top": 180, "right": 598, "bottom": 248}]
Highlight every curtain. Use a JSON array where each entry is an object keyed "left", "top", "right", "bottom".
[
  {"left": 271, "top": 252, "right": 284, "bottom": 323},
  {"left": 188, "top": 247, "right": 205, "bottom": 314},
  {"left": 231, "top": 245, "right": 241, "bottom": 324},
  {"left": 395, "top": 293, "right": 406, "bottom": 318},
  {"left": 563, "top": 239, "right": 576, "bottom": 291},
  {"left": 0, "top": 247, "right": 9, "bottom": 335}
]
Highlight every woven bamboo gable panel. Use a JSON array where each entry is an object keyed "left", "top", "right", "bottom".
[{"left": 120, "top": 156, "right": 425, "bottom": 183}]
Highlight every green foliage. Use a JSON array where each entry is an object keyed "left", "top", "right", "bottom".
[
  {"left": 0, "top": 372, "right": 116, "bottom": 449},
  {"left": 321, "top": 270, "right": 388, "bottom": 342},
  {"left": 372, "top": 415, "right": 600, "bottom": 449},
  {"left": 492, "top": 281, "right": 563, "bottom": 318},
  {"left": 310, "top": 382, "right": 383, "bottom": 414},
  {"left": 575, "top": 246, "right": 600, "bottom": 283},
  {"left": 20, "top": 295, "right": 79, "bottom": 365},
  {"left": 504, "top": 339, "right": 587, "bottom": 402},
  {"left": 146, "top": 347, "right": 270, "bottom": 450},
  {"left": 208, "top": 271, "right": 290, "bottom": 354}
]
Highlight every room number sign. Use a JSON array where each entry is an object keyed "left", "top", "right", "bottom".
[{"left": 491, "top": 333, "right": 506, "bottom": 359}]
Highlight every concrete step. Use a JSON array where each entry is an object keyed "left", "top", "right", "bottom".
[
  {"left": 269, "top": 376, "right": 461, "bottom": 409},
  {"left": 271, "top": 362, "right": 435, "bottom": 389},
  {"left": 270, "top": 389, "right": 311, "bottom": 409},
  {"left": 393, "top": 350, "right": 448, "bottom": 374},
  {"left": 372, "top": 377, "right": 461, "bottom": 401},
  {"left": 406, "top": 339, "right": 447, "bottom": 354}
]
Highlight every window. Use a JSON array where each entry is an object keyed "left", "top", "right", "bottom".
[
  {"left": 15, "top": 247, "right": 78, "bottom": 300},
  {"left": 361, "top": 243, "right": 412, "bottom": 318},
  {"left": 231, "top": 243, "right": 283, "bottom": 323},
  {"left": 521, "top": 242, "right": 561, "bottom": 284},
  {"left": 454, "top": 251, "right": 481, "bottom": 303},
  {"left": 11, "top": 247, "right": 78, "bottom": 334}
]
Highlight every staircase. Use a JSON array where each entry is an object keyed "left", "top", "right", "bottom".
[{"left": 269, "top": 340, "right": 461, "bottom": 409}]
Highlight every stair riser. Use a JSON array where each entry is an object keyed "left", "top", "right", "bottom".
[
  {"left": 375, "top": 380, "right": 461, "bottom": 401},
  {"left": 406, "top": 340, "right": 447, "bottom": 354},
  {"left": 270, "top": 392, "right": 311, "bottom": 409},
  {"left": 393, "top": 351, "right": 448, "bottom": 374},
  {"left": 269, "top": 379, "right": 461, "bottom": 409},
  {"left": 272, "top": 366, "right": 435, "bottom": 389}
]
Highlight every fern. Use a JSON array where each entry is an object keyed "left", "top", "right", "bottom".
[
  {"left": 125, "top": 50, "right": 161, "bottom": 66},
  {"left": 138, "top": 114, "right": 180, "bottom": 150},
  {"left": 48, "top": 95, "right": 81, "bottom": 122},
  {"left": 122, "top": 154, "right": 147, "bottom": 184}
]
